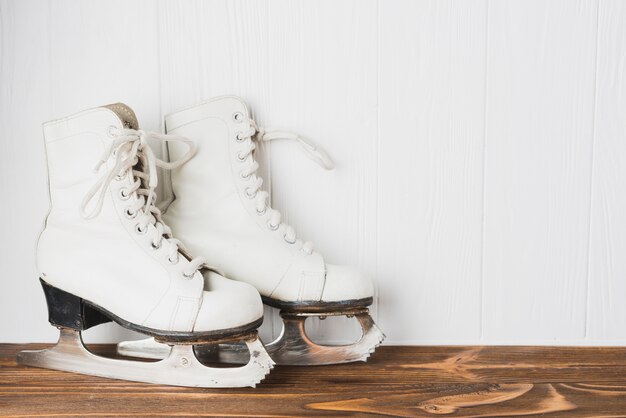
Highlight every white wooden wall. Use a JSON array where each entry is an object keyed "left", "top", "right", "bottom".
[{"left": 1, "top": 0, "right": 625, "bottom": 345}]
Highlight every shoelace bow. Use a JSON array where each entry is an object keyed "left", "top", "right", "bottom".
[
  {"left": 80, "top": 128, "right": 206, "bottom": 277},
  {"left": 238, "top": 118, "right": 334, "bottom": 254}
]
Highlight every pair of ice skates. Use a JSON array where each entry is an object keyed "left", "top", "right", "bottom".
[{"left": 18, "top": 97, "right": 384, "bottom": 388}]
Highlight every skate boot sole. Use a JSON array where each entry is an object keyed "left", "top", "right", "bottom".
[
  {"left": 38, "top": 278, "right": 263, "bottom": 342},
  {"left": 261, "top": 296, "right": 374, "bottom": 313}
]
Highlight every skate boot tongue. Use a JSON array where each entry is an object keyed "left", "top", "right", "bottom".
[{"left": 104, "top": 103, "right": 139, "bottom": 130}]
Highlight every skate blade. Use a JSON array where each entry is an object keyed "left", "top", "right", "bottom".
[
  {"left": 117, "top": 309, "right": 385, "bottom": 366},
  {"left": 18, "top": 328, "right": 274, "bottom": 388}
]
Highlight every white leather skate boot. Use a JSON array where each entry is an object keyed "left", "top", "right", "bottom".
[
  {"left": 18, "top": 104, "right": 273, "bottom": 387},
  {"left": 117, "top": 96, "right": 384, "bottom": 365}
]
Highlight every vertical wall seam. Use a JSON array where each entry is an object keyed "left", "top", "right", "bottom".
[
  {"left": 375, "top": 0, "right": 380, "bottom": 324},
  {"left": 479, "top": 0, "right": 490, "bottom": 340},
  {"left": 46, "top": 1, "right": 53, "bottom": 113},
  {"left": 265, "top": 0, "right": 277, "bottom": 341},
  {"left": 584, "top": 0, "right": 602, "bottom": 339},
  {"left": 155, "top": 1, "right": 163, "bottom": 131},
  {"left": 46, "top": 1, "right": 52, "bottom": 113}
]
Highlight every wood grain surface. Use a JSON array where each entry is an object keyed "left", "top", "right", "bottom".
[{"left": 3, "top": 344, "right": 626, "bottom": 416}]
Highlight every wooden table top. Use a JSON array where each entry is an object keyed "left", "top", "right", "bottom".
[{"left": 2, "top": 344, "right": 626, "bottom": 416}]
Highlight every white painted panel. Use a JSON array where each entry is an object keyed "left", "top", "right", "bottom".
[
  {"left": 46, "top": 1, "right": 161, "bottom": 131},
  {"left": 377, "top": 0, "right": 487, "bottom": 343},
  {"left": 156, "top": 0, "right": 270, "bottom": 115},
  {"left": 3, "top": 0, "right": 626, "bottom": 345},
  {"left": 156, "top": 0, "right": 377, "bottom": 343},
  {"left": 587, "top": 0, "right": 626, "bottom": 339},
  {"left": 51, "top": 0, "right": 162, "bottom": 344},
  {"left": 265, "top": 0, "right": 378, "bottom": 343},
  {"left": 155, "top": 0, "right": 280, "bottom": 340},
  {"left": 0, "top": 0, "right": 161, "bottom": 342},
  {"left": 0, "top": 0, "right": 53, "bottom": 343},
  {"left": 482, "top": 0, "right": 598, "bottom": 340}
]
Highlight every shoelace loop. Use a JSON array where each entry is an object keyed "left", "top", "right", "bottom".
[
  {"left": 80, "top": 128, "right": 205, "bottom": 277},
  {"left": 256, "top": 126, "right": 334, "bottom": 170},
  {"left": 238, "top": 118, "right": 335, "bottom": 254}
]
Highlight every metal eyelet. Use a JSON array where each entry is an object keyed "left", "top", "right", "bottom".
[
  {"left": 169, "top": 254, "right": 179, "bottom": 264},
  {"left": 235, "top": 132, "right": 245, "bottom": 142},
  {"left": 256, "top": 207, "right": 266, "bottom": 215},
  {"left": 240, "top": 171, "right": 251, "bottom": 180},
  {"left": 135, "top": 224, "right": 147, "bottom": 234},
  {"left": 107, "top": 125, "right": 117, "bottom": 137},
  {"left": 233, "top": 112, "right": 244, "bottom": 122},
  {"left": 237, "top": 152, "right": 247, "bottom": 162},
  {"left": 182, "top": 271, "right": 195, "bottom": 279},
  {"left": 151, "top": 241, "right": 161, "bottom": 250},
  {"left": 125, "top": 208, "right": 137, "bottom": 219},
  {"left": 119, "top": 188, "right": 130, "bottom": 200},
  {"left": 245, "top": 188, "right": 257, "bottom": 199},
  {"left": 115, "top": 173, "right": 125, "bottom": 181},
  {"left": 268, "top": 222, "right": 279, "bottom": 231},
  {"left": 284, "top": 234, "right": 296, "bottom": 244}
]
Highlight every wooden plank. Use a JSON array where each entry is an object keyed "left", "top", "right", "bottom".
[
  {"left": 46, "top": 0, "right": 162, "bottom": 130},
  {"left": 264, "top": 0, "right": 379, "bottom": 343},
  {"left": 3, "top": 344, "right": 626, "bottom": 416},
  {"left": 377, "top": 0, "right": 488, "bottom": 343},
  {"left": 155, "top": 0, "right": 280, "bottom": 342},
  {"left": 482, "top": 0, "right": 599, "bottom": 341},
  {"left": 0, "top": 0, "right": 162, "bottom": 344},
  {"left": 40, "top": 0, "right": 162, "bottom": 345},
  {"left": 156, "top": 0, "right": 270, "bottom": 114},
  {"left": 586, "top": 0, "right": 626, "bottom": 339}
]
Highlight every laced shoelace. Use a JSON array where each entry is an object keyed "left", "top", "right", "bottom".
[
  {"left": 237, "top": 118, "right": 334, "bottom": 255},
  {"left": 81, "top": 128, "right": 206, "bottom": 278}
]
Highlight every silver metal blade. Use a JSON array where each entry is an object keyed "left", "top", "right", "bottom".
[
  {"left": 117, "top": 310, "right": 385, "bottom": 366},
  {"left": 18, "top": 328, "right": 274, "bottom": 388}
]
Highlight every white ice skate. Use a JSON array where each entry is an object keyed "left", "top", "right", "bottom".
[
  {"left": 18, "top": 104, "right": 274, "bottom": 387},
  {"left": 117, "top": 97, "right": 384, "bottom": 365}
]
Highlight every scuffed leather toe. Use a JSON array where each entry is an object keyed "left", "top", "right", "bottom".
[
  {"left": 193, "top": 270, "right": 264, "bottom": 332},
  {"left": 321, "top": 264, "right": 374, "bottom": 303}
]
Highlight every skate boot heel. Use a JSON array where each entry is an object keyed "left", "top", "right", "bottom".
[{"left": 40, "top": 278, "right": 110, "bottom": 331}]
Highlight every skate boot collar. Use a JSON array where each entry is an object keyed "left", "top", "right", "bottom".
[
  {"left": 164, "top": 95, "right": 251, "bottom": 132},
  {"left": 104, "top": 103, "right": 139, "bottom": 130}
]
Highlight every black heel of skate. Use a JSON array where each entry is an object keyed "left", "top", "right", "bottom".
[{"left": 40, "top": 278, "right": 111, "bottom": 331}]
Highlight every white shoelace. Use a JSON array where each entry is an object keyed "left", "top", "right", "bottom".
[
  {"left": 81, "top": 128, "right": 206, "bottom": 277},
  {"left": 237, "top": 118, "right": 334, "bottom": 254}
]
